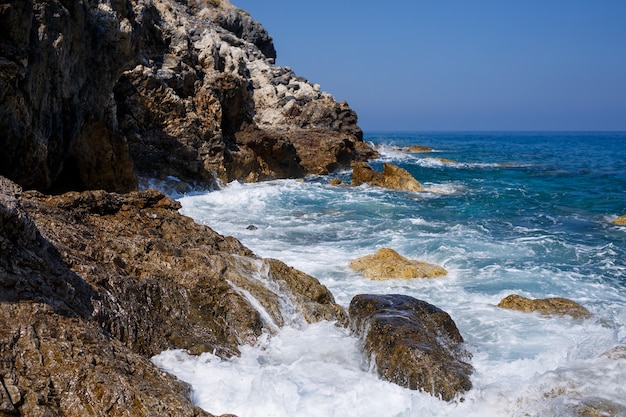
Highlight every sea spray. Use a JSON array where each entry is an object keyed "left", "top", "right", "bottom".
[{"left": 154, "top": 132, "right": 626, "bottom": 416}]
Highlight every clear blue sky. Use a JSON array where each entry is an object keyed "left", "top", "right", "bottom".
[{"left": 233, "top": 1, "right": 626, "bottom": 131}]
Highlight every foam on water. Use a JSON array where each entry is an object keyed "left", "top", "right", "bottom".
[{"left": 154, "top": 133, "right": 626, "bottom": 416}]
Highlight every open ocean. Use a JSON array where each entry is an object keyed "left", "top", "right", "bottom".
[{"left": 153, "top": 132, "right": 626, "bottom": 417}]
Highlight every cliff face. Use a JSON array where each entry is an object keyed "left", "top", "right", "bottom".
[{"left": 0, "top": 0, "right": 376, "bottom": 193}]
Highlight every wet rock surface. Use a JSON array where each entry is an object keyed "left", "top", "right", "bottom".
[
  {"left": 497, "top": 294, "right": 591, "bottom": 319},
  {"left": 349, "top": 248, "right": 447, "bottom": 280},
  {"left": 1, "top": 176, "right": 344, "bottom": 416},
  {"left": 349, "top": 294, "right": 473, "bottom": 401},
  {"left": 351, "top": 162, "right": 424, "bottom": 192}
]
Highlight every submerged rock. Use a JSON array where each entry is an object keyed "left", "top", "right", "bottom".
[
  {"left": 349, "top": 294, "right": 473, "bottom": 401},
  {"left": 497, "top": 294, "right": 591, "bottom": 319},
  {"left": 402, "top": 144, "right": 433, "bottom": 153},
  {"left": 351, "top": 162, "right": 424, "bottom": 192},
  {"left": 613, "top": 214, "right": 626, "bottom": 226},
  {"left": 349, "top": 248, "right": 447, "bottom": 279},
  {"left": 1, "top": 176, "right": 344, "bottom": 416}
]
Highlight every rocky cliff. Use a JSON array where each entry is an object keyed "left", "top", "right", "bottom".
[
  {"left": 0, "top": 0, "right": 376, "bottom": 193},
  {"left": 1, "top": 1, "right": 371, "bottom": 415}
]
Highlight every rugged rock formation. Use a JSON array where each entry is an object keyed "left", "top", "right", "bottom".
[
  {"left": 497, "top": 294, "right": 591, "bottom": 319},
  {"left": 349, "top": 294, "right": 473, "bottom": 401},
  {"left": 1, "top": 176, "right": 345, "bottom": 415},
  {"left": 0, "top": 0, "right": 376, "bottom": 193},
  {"left": 351, "top": 162, "right": 424, "bottom": 192},
  {"left": 613, "top": 214, "right": 626, "bottom": 226},
  {"left": 349, "top": 248, "right": 447, "bottom": 280}
]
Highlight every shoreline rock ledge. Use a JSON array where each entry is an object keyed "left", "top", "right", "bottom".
[
  {"left": 349, "top": 294, "right": 473, "bottom": 401},
  {"left": 1, "top": 176, "right": 345, "bottom": 416}
]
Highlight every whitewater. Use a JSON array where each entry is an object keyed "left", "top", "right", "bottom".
[{"left": 153, "top": 132, "right": 626, "bottom": 417}]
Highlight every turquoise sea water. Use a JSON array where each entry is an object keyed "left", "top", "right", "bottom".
[{"left": 154, "top": 132, "right": 626, "bottom": 417}]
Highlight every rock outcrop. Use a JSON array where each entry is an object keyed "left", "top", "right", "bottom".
[
  {"left": 351, "top": 162, "right": 424, "bottom": 192},
  {"left": 1, "top": 176, "right": 345, "bottom": 415},
  {"left": 497, "top": 294, "right": 591, "bottom": 319},
  {"left": 613, "top": 215, "right": 626, "bottom": 226},
  {"left": 1, "top": 0, "right": 376, "bottom": 193},
  {"left": 349, "top": 248, "right": 447, "bottom": 280},
  {"left": 349, "top": 294, "right": 473, "bottom": 401}
]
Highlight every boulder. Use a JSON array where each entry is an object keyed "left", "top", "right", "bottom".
[
  {"left": 402, "top": 144, "right": 433, "bottom": 153},
  {"left": 349, "top": 294, "right": 473, "bottom": 401},
  {"left": 613, "top": 214, "right": 626, "bottom": 226},
  {"left": 1, "top": 176, "right": 345, "bottom": 415},
  {"left": 349, "top": 248, "right": 447, "bottom": 279},
  {"left": 351, "top": 162, "right": 424, "bottom": 192},
  {"left": 497, "top": 294, "right": 591, "bottom": 319}
]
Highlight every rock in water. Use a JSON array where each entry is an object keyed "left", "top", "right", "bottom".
[
  {"left": 613, "top": 214, "right": 626, "bottom": 226},
  {"left": 349, "top": 248, "right": 447, "bottom": 279},
  {"left": 349, "top": 294, "right": 473, "bottom": 401},
  {"left": 497, "top": 294, "right": 591, "bottom": 319},
  {"left": 351, "top": 162, "right": 424, "bottom": 192}
]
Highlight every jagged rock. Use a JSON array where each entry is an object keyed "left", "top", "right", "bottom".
[
  {"left": 349, "top": 248, "right": 447, "bottom": 280},
  {"left": 351, "top": 162, "right": 424, "bottom": 192},
  {"left": 1, "top": 176, "right": 345, "bottom": 415},
  {"left": 349, "top": 294, "right": 473, "bottom": 401},
  {"left": 1, "top": 0, "right": 376, "bottom": 193},
  {"left": 497, "top": 294, "right": 591, "bottom": 319},
  {"left": 613, "top": 214, "right": 626, "bottom": 226},
  {"left": 114, "top": 0, "right": 376, "bottom": 188},
  {"left": 0, "top": 0, "right": 138, "bottom": 192}
]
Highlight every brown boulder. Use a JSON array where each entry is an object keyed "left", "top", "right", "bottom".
[
  {"left": 349, "top": 294, "right": 473, "bottom": 401},
  {"left": 349, "top": 248, "right": 447, "bottom": 279},
  {"left": 402, "top": 144, "right": 433, "bottom": 153},
  {"left": 351, "top": 162, "right": 424, "bottom": 192},
  {"left": 613, "top": 214, "right": 626, "bottom": 226},
  {"left": 497, "top": 294, "right": 591, "bottom": 319}
]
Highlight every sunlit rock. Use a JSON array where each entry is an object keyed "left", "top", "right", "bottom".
[
  {"left": 497, "top": 294, "right": 591, "bottom": 319},
  {"left": 349, "top": 248, "right": 447, "bottom": 279},
  {"left": 612, "top": 214, "right": 626, "bottom": 226},
  {"left": 349, "top": 294, "right": 473, "bottom": 401},
  {"left": 351, "top": 162, "right": 424, "bottom": 192}
]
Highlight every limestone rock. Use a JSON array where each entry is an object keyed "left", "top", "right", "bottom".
[
  {"left": 612, "top": 214, "right": 626, "bottom": 226},
  {"left": 497, "top": 294, "right": 591, "bottom": 319},
  {"left": 351, "top": 162, "right": 424, "bottom": 192},
  {"left": 349, "top": 248, "right": 447, "bottom": 280},
  {"left": 1, "top": 176, "right": 345, "bottom": 416},
  {"left": 349, "top": 294, "right": 473, "bottom": 401},
  {"left": 1, "top": 0, "right": 376, "bottom": 193}
]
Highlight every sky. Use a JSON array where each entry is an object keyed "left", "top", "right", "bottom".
[{"left": 232, "top": 1, "right": 626, "bottom": 132}]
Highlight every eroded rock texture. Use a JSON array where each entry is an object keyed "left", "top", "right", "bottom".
[
  {"left": 1, "top": 176, "right": 345, "bottom": 415},
  {"left": 349, "top": 248, "right": 447, "bottom": 280},
  {"left": 0, "top": 0, "right": 376, "bottom": 193},
  {"left": 349, "top": 294, "right": 473, "bottom": 401},
  {"left": 497, "top": 294, "right": 591, "bottom": 319},
  {"left": 351, "top": 162, "right": 424, "bottom": 192}
]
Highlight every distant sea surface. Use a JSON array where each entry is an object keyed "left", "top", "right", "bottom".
[{"left": 154, "top": 132, "right": 626, "bottom": 417}]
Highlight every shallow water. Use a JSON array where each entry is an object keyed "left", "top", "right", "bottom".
[{"left": 153, "top": 132, "right": 626, "bottom": 417}]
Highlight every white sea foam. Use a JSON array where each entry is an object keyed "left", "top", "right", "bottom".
[{"left": 158, "top": 175, "right": 626, "bottom": 417}]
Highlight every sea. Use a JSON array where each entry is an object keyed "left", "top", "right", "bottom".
[{"left": 152, "top": 132, "right": 626, "bottom": 417}]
